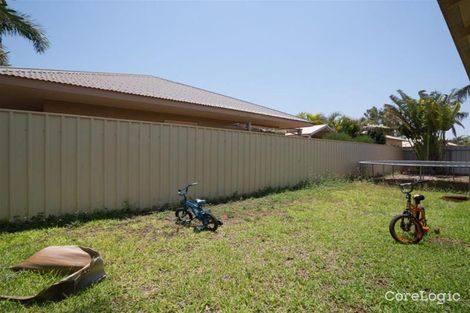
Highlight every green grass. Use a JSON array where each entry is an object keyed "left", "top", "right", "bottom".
[{"left": 0, "top": 181, "right": 469, "bottom": 312}]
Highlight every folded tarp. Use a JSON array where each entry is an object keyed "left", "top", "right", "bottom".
[{"left": 0, "top": 246, "right": 106, "bottom": 303}]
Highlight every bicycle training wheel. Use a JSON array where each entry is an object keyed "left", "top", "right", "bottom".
[
  {"left": 204, "top": 214, "right": 219, "bottom": 232},
  {"left": 389, "top": 214, "right": 423, "bottom": 244}
]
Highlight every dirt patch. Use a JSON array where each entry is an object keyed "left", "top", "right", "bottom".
[
  {"left": 381, "top": 174, "right": 470, "bottom": 192},
  {"left": 370, "top": 276, "right": 390, "bottom": 288},
  {"left": 285, "top": 256, "right": 294, "bottom": 267},
  {"left": 140, "top": 285, "right": 158, "bottom": 297},
  {"left": 297, "top": 268, "right": 310, "bottom": 280},
  {"left": 219, "top": 214, "right": 244, "bottom": 225},
  {"left": 441, "top": 196, "right": 469, "bottom": 202}
]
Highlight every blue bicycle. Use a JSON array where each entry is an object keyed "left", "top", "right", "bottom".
[{"left": 175, "top": 183, "right": 223, "bottom": 232}]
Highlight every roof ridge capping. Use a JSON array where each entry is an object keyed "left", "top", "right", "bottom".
[{"left": 0, "top": 66, "right": 153, "bottom": 77}]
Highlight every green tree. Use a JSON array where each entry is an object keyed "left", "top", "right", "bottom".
[
  {"left": 297, "top": 112, "right": 327, "bottom": 125},
  {"left": 322, "top": 132, "right": 352, "bottom": 141},
  {"left": 0, "top": 0, "right": 49, "bottom": 65},
  {"left": 385, "top": 88, "right": 468, "bottom": 160},
  {"left": 337, "top": 116, "right": 360, "bottom": 138},
  {"left": 325, "top": 112, "right": 361, "bottom": 137},
  {"left": 386, "top": 91, "right": 438, "bottom": 160},
  {"left": 361, "top": 105, "right": 395, "bottom": 129},
  {"left": 431, "top": 89, "right": 468, "bottom": 143},
  {"left": 353, "top": 135, "right": 374, "bottom": 144},
  {"left": 362, "top": 106, "right": 383, "bottom": 125},
  {"left": 326, "top": 112, "right": 343, "bottom": 131},
  {"left": 367, "top": 128, "right": 386, "bottom": 144},
  {"left": 299, "top": 111, "right": 383, "bottom": 142}
]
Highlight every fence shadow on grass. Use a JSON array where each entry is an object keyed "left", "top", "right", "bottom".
[
  {"left": 0, "top": 176, "right": 350, "bottom": 234},
  {"left": 0, "top": 202, "right": 165, "bottom": 234}
]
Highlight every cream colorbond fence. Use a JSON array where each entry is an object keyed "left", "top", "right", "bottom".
[{"left": 0, "top": 109, "right": 402, "bottom": 220}]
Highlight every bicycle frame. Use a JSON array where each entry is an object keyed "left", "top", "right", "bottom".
[
  {"left": 184, "top": 199, "right": 205, "bottom": 220},
  {"left": 400, "top": 182, "right": 428, "bottom": 232},
  {"left": 175, "top": 182, "right": 222, "bottom": 231},
  {"left": 389, "top": 180, "right": 430, "bottom": 244},
  {"left": 178, "top": 183, "right": 209, "bottom": 220},
  {"left": 178, "top": 183, "right": 204, "bottom": 214}
]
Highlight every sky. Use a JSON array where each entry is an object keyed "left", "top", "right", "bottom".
[{"left": 3, "top": 0, "right": 470, "bottom": 136}]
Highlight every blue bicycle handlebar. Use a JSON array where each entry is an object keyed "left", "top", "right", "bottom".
[{"left": 178, "top": 182, "right": 198, "bottom": 196}]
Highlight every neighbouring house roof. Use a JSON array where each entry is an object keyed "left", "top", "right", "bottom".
[
  {"left": 298, "top": 124, "right": 334, "bottom": 136},
  {"left": 362, "top": 124, "right": 391, "bottom": 129},
  {"left": 0, "top": 67, "right": 310, "bottom": 128},
  {"left": 285, "top": 124, "right": 334, "bottom": 137},
  {"left": 385, "top": 135, "right": 412, "bottom": 148},
  {"left": 438, "top": 0, "right": 470, "bottom": 79},
  {"left": 386, "top": 135, "right": 462, "bottom": 148},
  {"left": 385, "top": 135, "right": 406, "bottom": 141}
]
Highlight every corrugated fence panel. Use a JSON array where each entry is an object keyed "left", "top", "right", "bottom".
[
  {"left": 403, "top": 147, "right": 470, "bottom": 175},
  {"left": 11, "top": 112, "right": 27, "bottom": 219},
  {"left": 0, "top": 112, "right": 9, "bottom": 220},
  {"left": 445, "top": 147, "right": 470, "bottom": 175},
  {"left": 30, "top": 114, "right": 46, "bottom": 217},
  {"left": 0, "top": 109, "right": 402, "bottom": 220}
]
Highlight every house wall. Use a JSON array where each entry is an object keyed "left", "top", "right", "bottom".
[
  {"left": 0, "top": 80, "right": 310, "bottom": 129},
  {"left": 0, "top": 109, "right": 402, "bottom": 220},
  {"left": 385, "top": 137, "right": 403, "bottom": 148},
  {"left": 42, "top": 101, "right": 235, "bottom": 128}
]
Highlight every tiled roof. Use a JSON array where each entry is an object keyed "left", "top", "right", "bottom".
[{"left": 0, "top": 67, "right": 307, "bottom": 123}]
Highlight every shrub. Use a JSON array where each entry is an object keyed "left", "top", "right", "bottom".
[
  {"left": 322, "top": 132, "right": 353, "bottom": 141},
  {"left": 353, "top": 135, "right": 374, "bottom": 144},
  {"left": 367, "top": 128, "right": 386, "bottom": 144}
]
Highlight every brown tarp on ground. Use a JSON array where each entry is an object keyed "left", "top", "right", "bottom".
[{"left": 0, "top": 246, "right": 106, "bottom": 303}]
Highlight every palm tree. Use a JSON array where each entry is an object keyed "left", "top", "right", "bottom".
[
  {"left": 430, "top": 88, "right": 469, "bottom": 158},
  {"left": 297, "top": 112, "right": 327, "bottom": 125},
  {"left": 325, "top": 112, "right": 361, "bottom": 137},
  {"left": 0, "top": 0, "right": 49, "bottom": 66},
  {"left": 454, "top": 84, "right": 470, "bottom": 102},
  {"left": 326, "top": 112, "right": 343, "bottom": 131},
  {"left": 385, "top": 89, "right": 468, "bottom": 160},
  {"left": 436, "top": 93, "right": 467, "bottom": 139}
]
